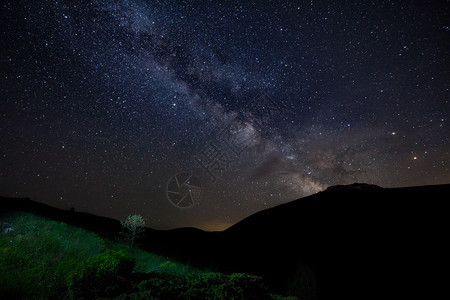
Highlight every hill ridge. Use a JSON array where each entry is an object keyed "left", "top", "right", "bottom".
[{"left": 2, "top": 183, "right": 449, "bottom": 299}]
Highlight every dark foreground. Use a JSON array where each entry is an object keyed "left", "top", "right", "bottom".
[{"left": 2, "top": 183, "right": 449, "bottom": 299}]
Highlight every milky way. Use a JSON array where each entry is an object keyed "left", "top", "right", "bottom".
[{"left": 1, "top": 0, "right": 449, "bottom": 230}]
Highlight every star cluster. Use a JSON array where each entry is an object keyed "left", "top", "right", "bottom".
[{"left": 1, "top": 0, "right": 448, "bottom": 230}]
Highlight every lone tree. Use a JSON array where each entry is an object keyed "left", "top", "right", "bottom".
[{"left": 121, "top": 214, "right": 145, "bottom": 247}]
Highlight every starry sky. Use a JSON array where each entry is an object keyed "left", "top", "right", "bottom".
[{"left": 1, "top": 0, "right": 449, "bottom": 230}]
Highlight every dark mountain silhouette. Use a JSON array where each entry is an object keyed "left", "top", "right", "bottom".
[
  {"left": 1, "top": 183, "right": 449, "bottom": 299},
  {"left": 217, "top": 183, "right": 449, "bottom": 299},
  {"left": 323, "top": 182, "right": 383, "bottom": 191}
]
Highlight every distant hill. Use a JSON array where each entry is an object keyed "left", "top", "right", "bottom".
[
  {"left": 2, "top": 183, "right": 449, "bottom": 299},
  {"left": 0, "top": 196, "right": 124, "bottom": 238}
]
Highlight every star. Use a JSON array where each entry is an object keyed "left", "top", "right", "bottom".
[{"left": 0, "top": 0, "right": 448, "bottom": 230}]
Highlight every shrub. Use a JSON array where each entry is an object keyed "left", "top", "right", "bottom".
[
  {"left": 287, "top": 263, "right": 317, "bottom": 300},
  {"left": 67, "top": 249, "right": 135, "bottom": 299},
  {"left": 134, "top": 271, "right": 269, "bottom": 299}
]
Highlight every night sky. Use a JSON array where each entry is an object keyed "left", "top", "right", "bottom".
[{"left": 1, "top": 0, "right": 449, "bottom": 230}]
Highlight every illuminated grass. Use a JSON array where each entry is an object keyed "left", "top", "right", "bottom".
[
  {"left": 0, "top": 211, "right": 198, "bottom": 299},
  {"left": 0, "top": 211, "right": 295, "bottom": 299}
]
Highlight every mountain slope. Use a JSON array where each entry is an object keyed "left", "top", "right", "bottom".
[
  {"left": 217, "top": 184, "right": 450, "bottom": 299},
  {"left": 0, "top": 196, "right": 124, "bottom": 238},
  {"left": 2, "top": 183, "right": 449, "bottom": 299}
]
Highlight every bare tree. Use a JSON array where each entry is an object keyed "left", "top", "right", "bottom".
[{"left": 121, "top": 214, "right": 145, "bottom": 247}]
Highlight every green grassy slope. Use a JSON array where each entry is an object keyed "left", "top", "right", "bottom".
[{"left": 0, "top": 211, "right": 294, "bottom": 299}]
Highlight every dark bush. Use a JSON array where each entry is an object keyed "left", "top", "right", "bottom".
[
  {"left": 67, "top": 249, "right": 135, "bottom": 299},
  {"left": 132, "top": 271, "right": 270, "bottom": 299}
]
